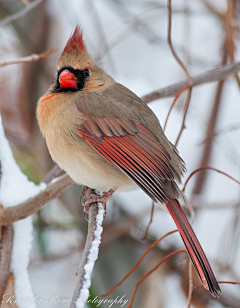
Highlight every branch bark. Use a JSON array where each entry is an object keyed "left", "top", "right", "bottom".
[
  {"left": 0, "top": 174, "right": 74, "bottom": 226},
  {"left": 0, "top": 49, "right": 56, "bottom": 67},
  {"left": 70, "top": 191, "right": 104, "bottom": 308},
  {"left": 141, "top": 61, "right": 240, "bottom": 104},
  {"left": 42, "top": 164, "right": 64, "bottom": 184},
  {"left": 0, "top": 225, "right": 13, "bottom": 304}
]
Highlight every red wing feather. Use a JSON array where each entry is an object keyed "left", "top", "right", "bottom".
[{"left": 77, "top": 116, "right": 175, "bottom": 202}]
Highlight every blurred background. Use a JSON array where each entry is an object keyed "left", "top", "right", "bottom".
[{"left": 0, "top": 0, "right": 240, "bottom": 307}]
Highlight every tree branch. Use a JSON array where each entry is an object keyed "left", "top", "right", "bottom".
[
  {"left": 0, "top": 0, "right": 44, "bottom": 27},
  {"left": 70, "top": 192, "right": 104, "bottom": 308},
  {"left": 0, "top": 225, "right": 13, "bottom": 304},
  {"left": 167, "top": 0, "right": 193, "bottom": 147},
  {"left": 0, "top": 174, "right": 74, "bottom": 226},
  {"left": 0, "top": 48, "right": 57, "bottom": 67},
  {"left": 141, "top": 61, "right": 240, "bottom": 104},
  {"left": 42, "top": 164, "right": 64, "bottom": 184}
]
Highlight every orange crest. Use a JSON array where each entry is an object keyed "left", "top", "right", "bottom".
[{"left": 62, "top": 25, "right": 85, "bottom": 55}]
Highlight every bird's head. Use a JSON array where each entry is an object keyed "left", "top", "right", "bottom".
[{"left": 52, "top": 25, "right": 113, "bottom": 94}]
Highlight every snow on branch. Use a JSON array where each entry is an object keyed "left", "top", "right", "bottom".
[
  {"left": 0, "top": 173, "right": 74, "bottom": 226},
  {"left": 70, "top": 197, "right": 104, "bottom": 308},
  {"left": 0, "top": 115, "right": 46, "bottom": 308}
]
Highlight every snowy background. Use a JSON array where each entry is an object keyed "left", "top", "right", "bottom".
[{"left": 0, "top": 0, "right": 240, "bottom": 307}]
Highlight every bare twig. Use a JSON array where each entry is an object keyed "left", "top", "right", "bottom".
[
  {"left": 141, "top": 200, "right": 154, "bottom": 240},
  {"left": 175, "top": 88, "right": 192, "bottom": 147},
  {"left": 102, "top": 229, "right": 178, "bottom": 297},
  {"left": 225, "top": 0, "right": 240, "bottom": 88},
  {"left": 167, "top": 0, "right": 191, "bottom": 80},
  {"left": 0, "top": 225, "right": 13, "bottom": 304},
  {"left": 0, "top": 174, "right": 74, "bottom": 226},
  {"left": 70, "top": 193, "right": 104, "bottom": 308},
  {"left": 167, "top": 0, "right": 193, "bottom": 147},
  {"left": 0, "top": 0, "right": 43, "bottom": 27},
  {"left": 128, "top": 249, "right": 187, "bottom": 308},
  {"left": 183, "top": 166, "right": 240, "bottom": 193},
  {"left": 217, "top": 281, "right": 240, "bottom": 286},
  {"left": 42, "top": 164, "right": 64, "bottom": 184},
  {"left": 192, "top": 200, "right": 240, "bottom": 210},
  {"left": 201, "top": 0, "right": 223, "bottom": 19},
  {"left": 141, "top": 61, "right": 240, "bottom": 104},
  {"left": 0, "top": 48, "right": 57, "bottom": 68},
  {"left": 163, "top": 84, "right": 189, "bottom": 132},
  {"left": 194, "top": 280, "right": 240, "bottom": 290}
]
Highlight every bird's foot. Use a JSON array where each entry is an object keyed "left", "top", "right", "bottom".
[
  {"left": 80, "top": 185, "right": 89, "bottom": 206},
  {"left": 83, "top": 189, "right": 115, "bottom": 215}
]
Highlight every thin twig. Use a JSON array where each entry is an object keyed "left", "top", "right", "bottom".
[
  {"left": 42, "top": 164, "right": 64, "bottom": 184},
  {"left": 175, "top": 88, "right": 192, "bottom": 147},
  {"left": 0, "top": 48, "right": 57, "bottom": 68},
  {"left": 217, "top": 281, "right": 240, "bottom": 286},
  {"left": 194, "top": 280, "right": 240, "bottom": 290},
  {"left": 225, "top": 0, "right": 240, "bottom": 89},
  {"left": 102, "top": 229, "right": 178, "bottom": 297},
  {"left": 163, "top": 84, "right": 189, "bottom": 132},
  {"left": 167, "top": 0, "right": 191, "bottom": 80},
  {"left": 192, "top": 200, "right": 240, "bottom": 210},
  {"left": 201, "top": 0, "right": 223, "bottom": 19},
  {"left": 182, "top": 166, "right": 240, "bottom": 193},
  {"left": 70, "top": 192, "right": 104, "bottom": 308},
  {"left": 128, "top": 249, "right": 187, "bottom": 308},
  {"left": 0, "top": 0, "right": 43, "bottom": 27},
  {"left": 0, "top": 225, "right": 13, "bottom": 304},
  {"left": 167, "top": 0, "right": 193, "bottom": 147},
  {"left": 141, "top": 200, "right": 154, "bottom": 240},
  {"left": 0, "top": 174, "right": 74, "bottom": 226},
  {"left": 141, "top": 61, "right": 240, "bottom": 104}
]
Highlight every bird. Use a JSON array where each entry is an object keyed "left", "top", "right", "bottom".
[{"left": 37, "top": 25, "right": 220, "bottom": 297}]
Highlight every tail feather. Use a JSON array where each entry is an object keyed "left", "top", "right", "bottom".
[{"left": 164, "top": 199, "right": 220, "bottom": 297}]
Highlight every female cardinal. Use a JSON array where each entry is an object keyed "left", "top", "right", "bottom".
[{"left": 37, "top": 26, "right": 220, "bottom": 296}]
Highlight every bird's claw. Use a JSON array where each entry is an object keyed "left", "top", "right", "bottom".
[{"left": 83, "top": 189, "right": 115, "bottom": 215}]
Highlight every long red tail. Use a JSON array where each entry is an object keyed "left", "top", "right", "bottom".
[{"left": 165, "top": 199, "right": 220, "bottom": 297}]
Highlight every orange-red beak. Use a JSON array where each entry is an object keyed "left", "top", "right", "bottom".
[{"left": 59, "top": 69, "right": 78, "bottom": 89}]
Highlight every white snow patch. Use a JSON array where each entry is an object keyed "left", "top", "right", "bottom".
[
  {"left": 76, "top": 203, "right": 104, "bottom": 308},
  {"left": 0, "top": 115, "right": 46, "bottom": 308}
]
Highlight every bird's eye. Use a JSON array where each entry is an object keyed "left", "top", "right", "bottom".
[{"left": 83, "top": 69, "right": 89, "bottom": 77}]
